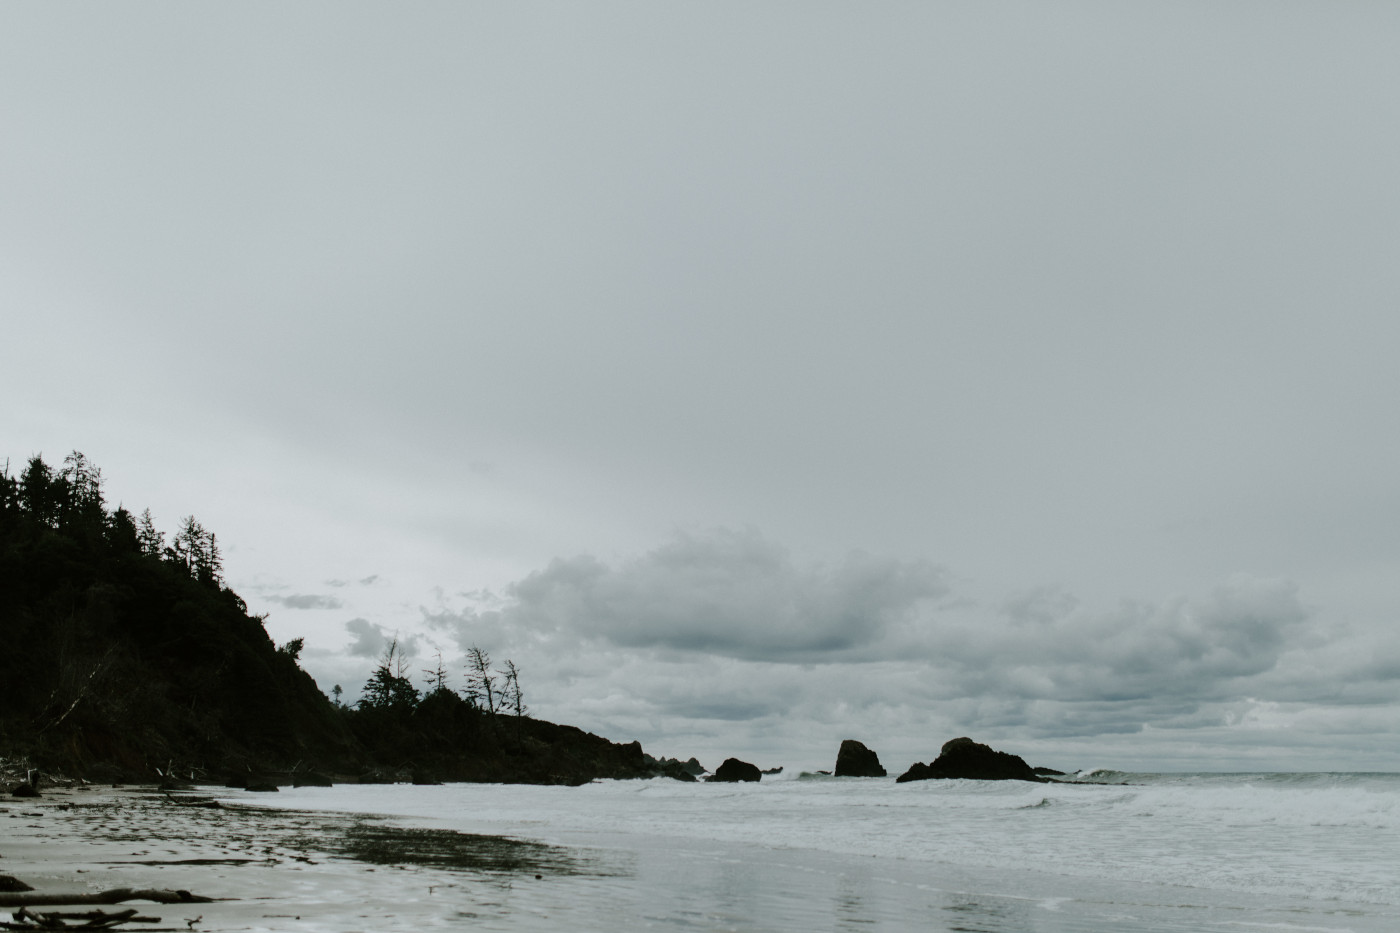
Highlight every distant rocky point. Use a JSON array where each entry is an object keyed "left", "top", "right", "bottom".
[{"left": 896, "top": 737, "right": 1049, "bottom": 783}]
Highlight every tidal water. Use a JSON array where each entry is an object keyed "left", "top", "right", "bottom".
[{"left": 231, "top": 771, "right": 1400, "bottom": 932}]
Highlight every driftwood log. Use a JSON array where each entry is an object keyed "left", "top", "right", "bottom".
[
  {"left": 2, "top": 906, "right": 159, "bottom": 930},
  {"left": 0, "top": 889, "right": 212, "bottom": 907}
]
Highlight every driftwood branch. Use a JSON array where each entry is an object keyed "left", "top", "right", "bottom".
[{"left": 0, "top": 890, "right": 213, "bottom": 908}]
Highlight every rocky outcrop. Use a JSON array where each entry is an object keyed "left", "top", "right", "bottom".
[
  {"left": 833, "top": 739, "right": 887, "bottom": 777},
  {"left": 643, "top": 755, "right": 707, "bottom": 781},
  {"left": 707, "top": 757, "right": 762, "bottom": 782},
  {"left": 896, "top": 737, "right": 1047, "bottom": 783}
]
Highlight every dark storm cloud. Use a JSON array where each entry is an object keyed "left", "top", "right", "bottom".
[
  {"left": 499, "top": 528, "right": 951, "bottom": 662},
  {"left": 266, "top": 593, "right": 343, "bottom": 610}
]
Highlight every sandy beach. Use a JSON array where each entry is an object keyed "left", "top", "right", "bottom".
[{"left": 1, "top": 785, "right": 609, "bottom": 933}]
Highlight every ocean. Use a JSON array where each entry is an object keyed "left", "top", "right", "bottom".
[{"left": 223, "top": 770, "right": 1400, "bottom": 932}]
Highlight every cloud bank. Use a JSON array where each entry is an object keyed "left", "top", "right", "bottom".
[
  {"left": 497, "top": 528, "right": 950, "bottom": 662},
  {"left": 408, "top": 528, "right": 1343, "bottom": 761}
]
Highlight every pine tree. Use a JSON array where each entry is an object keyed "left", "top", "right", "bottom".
[
  {"left": 58, "top": 450, "right": 104, "bottom": 527},
  {"left": 170, "top": 515, "right": 223, "bottom": 585},
  {"left": 0, "top": 459, "right": 18, "bottom": 515},
  {"left": 359, "top": 638, "right": 418, "bottom": 711},
  {"left": 137, "top": 508, "right": 164, "bottom": 556},
  {"left": 18, "top": 456, "right": 58, "bottom": 527}
]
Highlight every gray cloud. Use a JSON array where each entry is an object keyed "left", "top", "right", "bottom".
[
  {"left": 413, "top": 527, "right": 1320, "bottom": 746},
  {"left": 500, "top": 528, "right": 950, "bottom": 662},
  {"left": 267, "top": 593, "right": 343, "bottom": 610},
  {"left": 423, "top": 542, "right": 1325, "bottom": 746},
  {"left": 345, "top": 618, "right": 419, "bottom": 660}
]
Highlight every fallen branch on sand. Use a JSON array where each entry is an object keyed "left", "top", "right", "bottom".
[
  {"left": 0, "top": 890, "right": 213, "bottom": 908},
  {"left": 2, "top": 906, "right": 159, "bottom": 930}
]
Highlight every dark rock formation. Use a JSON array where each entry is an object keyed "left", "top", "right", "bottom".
[
  {"left": 293, "top": 771, "right": 334, "bottom": 787},
  {"left": 658, "top": 760, "right": 698, "bottom": 782},
  {"left": 833, "top": 739, "right": 887, "bottom": 777},
  {"left": 0, "top": 876, "right": 35, "bottom": 893},
  {"left": 707, "top": 758, "right": 762, "bottom": 782},
  {"left": 644, "top": 755, "right": 706, "bottom": 781},
  {"left": 1033, "top": 766, "right": 1066, "bottom": 776},
  {"left": 896, "top": 737, "right": 1047, "bottom": 783}
]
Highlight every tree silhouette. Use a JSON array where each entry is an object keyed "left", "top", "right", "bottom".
[
  {"left": 422, "top": 653, "right": 452, "bottom": 697},
  {"left": 18, "top": 456, "right": 58, "bottom": 527},
  {"left": 170, "top": 515, "right": 223, "bottom": 586},
  {"left": 58, "top": 450, "right": 104, "bottom": 529},
  {"left": 136, "top": 508, "right": 164, "bottom": 556},
  {"left": 359, "top": 638, "right": 418, "bottom": 711},
  {"left": 498, "top": 659, "right": 526, "bottom": 717},
  {"left": 463, "top": 646, "right": 497, "bottom": 713}
]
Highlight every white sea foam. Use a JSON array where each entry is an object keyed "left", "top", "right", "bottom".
[{"left": 236, "top": 772, "right": 1400, "bottom": 931}]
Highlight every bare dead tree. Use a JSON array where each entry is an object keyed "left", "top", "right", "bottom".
[
  {"left": 497, "top": 660, "right": 526, "bottom": 717},
  {"left": 422, "top": 653, "right": 450, "bottom": 695},
  {"left": 463, "top": 646, "right": 497, "bottom": 714}
]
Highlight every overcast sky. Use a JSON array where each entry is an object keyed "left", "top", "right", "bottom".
[{"left": 4, "top": 3, "right": 1399, "bottom": 773}]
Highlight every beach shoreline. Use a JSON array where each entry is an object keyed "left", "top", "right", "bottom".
[
  {"left": 1, "top": 784, "right": 604, "bottom": 933},
  {"left": 7, "top": 779, "right": 1400, "bottom": 933}
]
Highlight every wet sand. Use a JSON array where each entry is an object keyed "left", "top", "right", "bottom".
[{"left": 1, "top": 785, "right": 611, "bottom": 932}]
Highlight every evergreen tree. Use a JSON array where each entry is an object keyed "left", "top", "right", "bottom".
[
  {"left": 359, "top": 639, "right": 418, "bottom": 711},
  {"left": 1, "top": 459, "right": 19, "bottom": 515},
  {"left": 136, "top": 508, "right": 164, "bottom": 556},
  {"left": 170, "top": 515, "right": 223, "bottom": 586},
  {"left": 57, "top": 450, "right": 104, "bottom": 529},
  {"left": 278, "top": 637, "right": 305, "bottom": 661},
  {"left": 105, "top": 506, "right": 141, "bottom": 553},
  {"left": 18, "top": 455, "right": 58, "bottom": 527}
]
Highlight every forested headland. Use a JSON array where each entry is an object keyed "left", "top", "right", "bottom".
[{"left": 0, "top": 452, "right": 664, "bottom": 786}]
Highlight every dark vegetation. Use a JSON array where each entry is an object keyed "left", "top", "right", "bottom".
[{"left": 0, "top": 452, "right": 662, "bottom": 786}]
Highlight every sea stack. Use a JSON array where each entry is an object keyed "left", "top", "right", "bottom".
[
  {"left": 833, "top": 739, "right": 887, "bottom": 777},
  {"left": 896, "top": 737, "right": 1046, "bottom": 783},
  {"left": 708, "top": 758, "right": 762, "bottom": 782}
]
